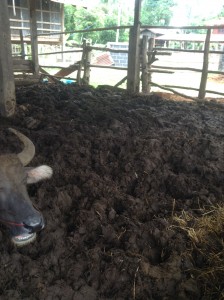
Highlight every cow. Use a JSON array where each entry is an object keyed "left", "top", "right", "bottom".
[{"left": 0, "top": 128, "right": 52, "bottom": 247}]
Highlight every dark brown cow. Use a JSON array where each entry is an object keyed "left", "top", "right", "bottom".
[{"left": 0, "top": 128, "right": 52, "bottom": 246}]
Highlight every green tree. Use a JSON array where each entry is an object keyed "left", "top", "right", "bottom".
[
  {"left": 141, "top": 0, "right": 176, "bottom": 25},
  {"left": 64, "top": 5, "right": 106, "bottom": 43},
  {"left": 217, "top": 5, "right": 224, "bottom": 19},
  {"left": 64, "top": 2, "right": 133, "bottom": 44}
]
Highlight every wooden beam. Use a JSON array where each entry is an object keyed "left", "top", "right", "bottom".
[
  {"left": 0, "top": 0, "right": 16, "bottom": 117},
  {"left": 29, "top": 0, "right": 39, "bottom": 75},
  {"left": 198, "top": 29, "right": 211, "bottom": 99},
  {"left": 127, "top": 0, "right": 142, "bottom": 93}
]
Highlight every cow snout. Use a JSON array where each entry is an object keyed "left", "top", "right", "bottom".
[{"left": 23, "top": 214, "right": 45, "bottom": 233}]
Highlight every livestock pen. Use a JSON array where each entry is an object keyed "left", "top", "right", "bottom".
[
  {"left": 0, "top": 1, "right": 224, "bottom": 299},
  {"left": 21, "top": 21, "right": 224, "bottom": 100}
]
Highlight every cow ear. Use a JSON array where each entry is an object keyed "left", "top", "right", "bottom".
[{"left": 25, "top": 165, "right": 53, "bottom": 184}]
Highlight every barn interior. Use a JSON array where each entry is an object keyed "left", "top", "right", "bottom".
[{"left": 0, "top": 1, "right": 224, "bottom": 299}]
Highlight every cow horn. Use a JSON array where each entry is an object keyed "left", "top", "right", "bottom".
[{"left": 8, "top": 128, "right": 35, "bottom": 166}]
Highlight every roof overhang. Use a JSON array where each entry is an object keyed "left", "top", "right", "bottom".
[{"left": 51, "top": 0, "right": 88, "bottom": 7}]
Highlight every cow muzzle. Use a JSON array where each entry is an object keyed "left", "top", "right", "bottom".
[{"left": 9, "top": 213, "right": 45, "bottom": 247}]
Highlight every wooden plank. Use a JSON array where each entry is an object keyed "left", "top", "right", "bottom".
[
  {"left": 198, "top": 29, "right": 211, "bottom": 99},
  {"left": 13, "top": 59, "right": 34, "bottom": 72},
  {"left": 13, "top": 65, "right": 33, "bottom": 72},
  {"left": 127, "top": 0, "right": 141, "bottom": 92},
  {"left": 53, "top": 63, "right": 80, "bottom": 78},
  {"left": 29, "top": 0, "right": 39, "bottom": 75},
  {"left": 0, "top": 0, "right": 16, "bottom": 117},
  {"left": 13, "top": 59, "right": 33, "bottom": 66}
]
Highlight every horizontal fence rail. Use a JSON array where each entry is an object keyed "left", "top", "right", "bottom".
[{"left": 14, "top": 23, "right": 224, "bottom": 100}]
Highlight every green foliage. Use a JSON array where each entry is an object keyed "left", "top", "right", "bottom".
[
  {"left": 141, "top": 0, "right": 176, "bottom": 25},
  {"left": 64, "top": 5, "right": 105, "bottom": 43},
  {"left": 64, "top": 1, "right": 133, "bottom": 44},
  {"left": 64, "top": 0, "right": 176, "bottom": 44},
  {"left": 218, "top": 5, "right": 224, "bottom": 18}
]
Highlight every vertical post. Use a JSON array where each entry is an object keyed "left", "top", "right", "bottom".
[
  {"left": 83, "top": 43, "right": 91, "bottom": 85},
  {"left": 147, "top": 37, "right": 155, "bottom": 92},
  {"left": 127, "top": 0, "right": 141, "bottom": 93},
  {"left": 198, "top": 29, "right": 211, "bottom": 99},
  {"left": 29, "top": 0, "right": 39, "bottom": 75},
  {"left": 60, "top": 4, "right": 64, "bottom": 62},
  {"left": 0, "top": 0, "right": 16, "bottom": 117},
  {"left": 142, "top": 35, "right": 149, "bottom": 93},
  {"left": 116, "top": 1, "right": 121, "bottom": 42},
  {"left": 77, "top": 40, "right": 86, "bottom": 85},
  {"left": 20, "top": 30, "right": 26, "bottom": 59}
]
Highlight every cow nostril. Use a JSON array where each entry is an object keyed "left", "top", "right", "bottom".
[{"left": 23, "top": 216, "right": 45, "bottom": 233}]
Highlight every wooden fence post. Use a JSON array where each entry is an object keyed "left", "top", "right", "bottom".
[
  {"left": 77, "top": 40, "right": 86, "bottom": 85},
  {"left": 0, "top": 0, "right": 16, "bottom": 117},
  {"left": 198, "top": 29, "right": 211, "bottom": 99},
  {"left": 142, "top": 35, "right": 149, "bottom": 93},
  {"left": 29, "top": 0, "right": 39, "bottom": 75},
  {"left": 83, "top": 43, "right": 91, "bottom": 85},
  {"left": 127, "top": 0, "right": 141, "bottom": 93},
  {"left": 20, "top": 30, "right": 26, "bottom": 59},
  {"left": 147, "top": 37, "right": 155, "bottom": 92}
]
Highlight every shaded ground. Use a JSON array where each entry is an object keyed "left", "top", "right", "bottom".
[{"left": 0, "top": 84, "right": 224, "bottom": 300}]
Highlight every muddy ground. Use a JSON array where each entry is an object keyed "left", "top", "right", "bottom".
[{"left": 0, "top": 84, "right": 224, "bottom": 300}]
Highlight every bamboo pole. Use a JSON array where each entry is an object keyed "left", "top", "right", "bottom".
[
  {"left": 36, "top": 25, "right": 132, "bottom": 37},
  {"left": 198, "top": 29, "right": 211, "bottom": 99},
  {"left": 89, "top": 65, "right": 127, "bottom": 70},
  {"left": 153, "top": 48, "right": 224, "bottom": 54},
  {"left": 150, "top": 81, "right": 198, "bottom": 101},
  {"left": 38, "top": 49, "right": 83, "bottom": 56},
  {"left": 114, "top": 76, "right": 127, "bottom": 87},
  {"left": 87, "top": 46, "right": 129, "bottom": 53}
]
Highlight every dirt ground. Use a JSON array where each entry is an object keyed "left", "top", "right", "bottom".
[{"left": 0, "top": 84, "right": 224, "bottom": 300}]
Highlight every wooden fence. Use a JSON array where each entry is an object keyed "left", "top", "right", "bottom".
[{"left": 18, "top": 23, "right": 224, "bottom": 100}]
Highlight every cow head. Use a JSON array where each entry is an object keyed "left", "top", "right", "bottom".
[{"left": 0, "top": 128, "right": 52, "bottom": 246}]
